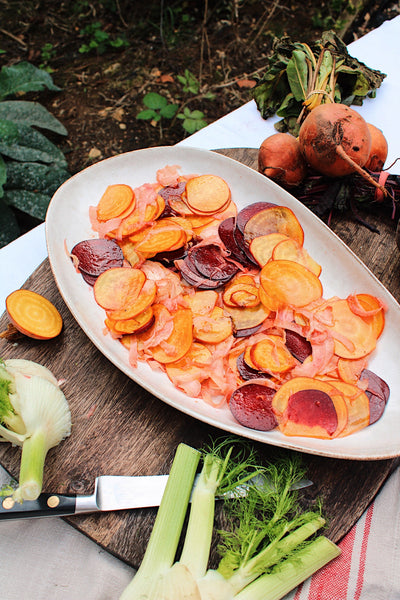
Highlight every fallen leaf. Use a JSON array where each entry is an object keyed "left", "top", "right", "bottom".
[
  {"left": 236, "top": 78, "right": 256, "bottom": 89},
  {"left": 160, "top": 73, "right": 174, "bottom": 83}
]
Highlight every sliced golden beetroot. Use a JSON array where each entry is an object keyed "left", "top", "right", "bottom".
[
  {"left": 185, "top": 174, "right": 231, "bottom": 215},
  {"left": 347, "top": 293, "right": 385, "bottom": 338},
  {"left": 223, "top": 282, "right": 260, "bottom": 308},
  {"left": 165, "top": 343, "right": 212, "bottom": 390},
  {"left": 118, "top": 239, "right": 141, "bottom": 267},
  {"left": 115, "top": 195, "right": 165, "bottom": 238},
  {"left": 6, "top": 289, "right": 63, "bottom": 340},
  {"left": 193, "top": 306, "right": 233, "bottom": 344},
  {"left": 236, "top": 352, "right": 271, "bottom": 381},
  {"left": 224, "top": 303, "right": 270, "bottom": 337},
  {"left": 272, "top": 376, "right": 348, "bottom": 438},
  {"left": 326, "top": 379, "right": 370, "bottom": 437},
  {"left": 229, "top": 381, "right": 278, "bottom": 431},
  {"left": 93, "top": 267, "right": 146, "bottom": 310},
  {"left": 185, "top": 290, "right": 218, "bottom": 315},
  {"left": 318, "top": 298, "right": 377, "bottom": 359},
  {"left": 250, "top": 335, "right": 297, "bottom": 374},
  {"left": 134, "top": 219, "right": 187, "bottom": 255},
  {"left": 105, "top": 279, "right": 157, "bottom": 321},
  {"left": 236, "top": 202, "right": 277, "bottom": 233},
  {"left": 337, "top": 356, "right": 369, "bottom": 384},
  {"left": 272, "top": 238, "right": 322, "bottom": 277},
  {"left": 249, "top": 232, "right": 290, "bottom": 267},
  {"left": 109, "top": 306, "right": 155, "bottom": 335},
  {"left": 150, "top": 307, "right": 193, "bottom": 364},
  {"left": 243, "top": 205, "right": 304, "bottom": 247},
  {"left": 260, "top": 259, "right": 323, "bottom": 310},
  {"left": 96, "top": 184, "right": 135, "bottom": 221},
  {"left": 243, "top": 346, "right": 262, "bottom": 370}
]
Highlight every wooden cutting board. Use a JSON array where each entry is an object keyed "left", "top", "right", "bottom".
[{"left": 1, "top": 148, "right": 399, "bottom": 569}]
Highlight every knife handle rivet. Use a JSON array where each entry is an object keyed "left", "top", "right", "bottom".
[
  {"left": 2, "top": 497, "right": 15, "bottom": 510},
  {"left": 47, "top": 495, "right": 60, "bottom": 508}
]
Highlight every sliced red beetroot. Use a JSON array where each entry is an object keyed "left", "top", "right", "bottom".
[
  {"left": 71, "top": 239, "right": 124, "bottom": 278},
  {"left": 218, "top": 218, "right": 254, "bottom": 268},
  {"left": 285, "top": 330, "right": 312, "bottom": 363},
  {"left": 233, "top": 226, "right": 258, "bottom": 265},
  {"left": 158, "top": 180, "right": 187, "bottom": 201},
  {"left": 286, "top": 389, "right": 338, "bottom": 436},
  {"left": 236, "top": 352, "right": 270, "bottom": 380},
  {"left": 80, "top": 271, "right": 99, "bottom": 287},
  {"left": 233, "top": 324, "right": 262, "bottom": 338},
  {"left": 175, "top": 258, "right": 224, "bottom": 290},
  {"left": 229, "top": 382, "right": 277, "bottom": 431},
  {"left": 360, "top": 369, "right": 390, "bottom": 425},
  {"left": 236, "top": 202, "right": 277, "bottom": 233},
  {"left": 152, "top": 246, "right": 188, "bottom": 268},
  {"left": 189, "top": 244, "right": 238, "bottom": 282}
]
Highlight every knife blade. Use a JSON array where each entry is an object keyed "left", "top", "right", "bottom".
[{"left": 0, "top": 474, "right": 313, "bottom": 521}]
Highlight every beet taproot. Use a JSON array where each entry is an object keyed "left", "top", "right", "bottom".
[{"left": 258, "top": 133, "right": 307, "bottom": 187}]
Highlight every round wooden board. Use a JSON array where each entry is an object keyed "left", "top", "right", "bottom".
[{"left": 0, "top": 148, "right": 398, "bottom": 568}]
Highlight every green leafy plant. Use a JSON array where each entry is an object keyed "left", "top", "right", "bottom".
[
  {"left": 79, "top": 21, "right": 129, "bottom": 54},
  {"left": 40, "top": 43, "right": 56, "bottom": 71},
  {"left": 177, "top": 107, "right": 207, "bottom": 134},
  {"left": 0, "top": 61, "right": 70, "bottom": 248},
  {"left": 136, "top": 92, "right": 178, "bottom": 123},
  {"left": 177, "top": 69, "right": 200, "bottom": 95}
]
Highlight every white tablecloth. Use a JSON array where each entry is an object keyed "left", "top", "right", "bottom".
[{"left": 1, "top": 17, "right": 400, "bottom": 598}]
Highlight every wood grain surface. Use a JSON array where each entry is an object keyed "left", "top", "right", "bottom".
[{"left": 1, "top": 148, "right": 399, "bottom": 568}]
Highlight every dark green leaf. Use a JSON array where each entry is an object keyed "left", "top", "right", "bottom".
[
  {"left": 0, "top": 154, "right": 6, "bottom": 197},
  {"left": 142, "top": 92, "right": 167, "bottom": 110},
  {"left": 0, "top": 118, "right": 19, "bottom": 144},
  {"left": 0, "top": 198, "right": 20, "bottom": 248},
  {"left": 160, "top": 104, "right": 178, "bottom": 119},
  {"left": 0, "top": 62, "right": 61, "bottom": 100},
  {"left": 0, "top": 101, "right": 67, "bottom": 135},
  {"left": 0, "top": 122, "right": 68, "bottom": 167},
  {"left": 3, "top": 189, "right": 51, "bottom": 220},
  {"left": 286, "top": 50, "right": 308, "bottom": 101},
  {"left": 136, "top": 109, "right": 157, "bottom": 120},
  {"left": 4, "top": 162, "right": 70, "bottom": 194}
]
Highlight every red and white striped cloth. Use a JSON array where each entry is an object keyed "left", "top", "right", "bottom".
[{"left": 286, "top": 467, "right": 400, "bottom": 600}]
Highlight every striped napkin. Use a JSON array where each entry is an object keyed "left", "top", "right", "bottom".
[{"left": 286, "top": 466, "right": 400, "bottom": 599}]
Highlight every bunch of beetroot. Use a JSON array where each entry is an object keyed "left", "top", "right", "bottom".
[{"left": 258, "top": 103, "right": 393, "bottom": 222}]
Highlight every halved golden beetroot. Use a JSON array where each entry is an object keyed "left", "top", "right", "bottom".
[
  {"left": 193, "top": 306, "right": 233, "bottom": 343},
  {"left": 185, "top": 174, "right": 231, "bottom": 215},
  {"left": 317, "top": 298, "right": 377, "bottom": 359},
  {"left": 272, "top": 376, "right": 348, "bottom": 438},
  {"left": 272, "top": 238, "right": 322, "bottom": 277},
  {"left": 243, "top": 206, "right": 304, "bottom": 246},
  {"left": 250, "top": 335, "right": 297, "bottom": 374},
  {"left": 260, "top": 259, "right": 323, "bottom": 310},
  {"left": 93, "top": 267, "right": 146, "bottom": 310},
  {"left": 150, "top": 307, "right": 193, "bottom": 363}
]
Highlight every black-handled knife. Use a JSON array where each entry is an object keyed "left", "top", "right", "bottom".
[{"left": 0, "top": 474, "right": 312, "bottom": 520}]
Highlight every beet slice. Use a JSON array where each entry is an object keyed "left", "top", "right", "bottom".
[
  {"left": 71, "top": 239, "right": 124, "bottom": 278},
  {"left": 218, "top": 218, "right": 254, "bottom": 268},
  {"left": 233, "top": 225, "right": 258, "bottom": 265},
  {"left": 233, "top": 324, "right": 262, "bottom": 338},
  {"left": 229, "top": 382, "right": 277, "bottom": 431},
  {"left": 80, "top": 271, "right": 98, "bottom": 287},
  {"left": 285, "top": 330, "right": 312, "bottom": 362},
  {"left": 287, "top": 389, "right": 338, "bottom": 436},
  {"left": 176, "top": 258, "right": 224, "bottom": 290},
  {"left": 189, "top": 244, "right": 238, "bottom": 282},
  {"left": 158, "top": 180, "right": 187, "bottom": 201},
  {"left": 236, "top": 202, "right": 277, "bottom": 233},
  {"left": 236, "top": 353, "right": 270, "bottom": 380},
  {"left": 360, "top": 369, "right": 390, "bottom": 425}
]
